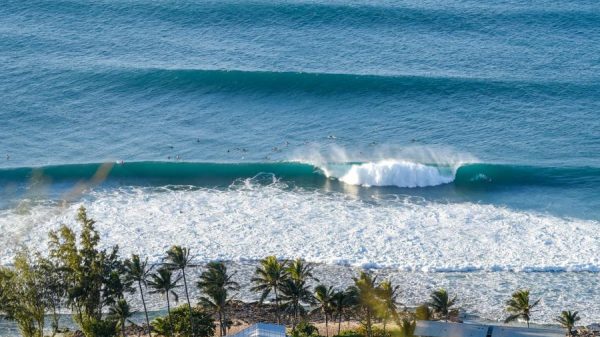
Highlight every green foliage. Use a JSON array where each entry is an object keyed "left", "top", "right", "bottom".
[
  {"left": 152, "top": 306, "right": 215, "bottom": 337},
  {"left": 165, "top": 246, "right": 191, "bottom": 271},
  {"left": 124, "top": 254, "right": 153, "bottom": 336},
  {"left": 376, "top": 280, "right": 400, "bottom": 331},
  {"left": 149, "top": 267, "right": 182, "bottom": 336},
  {"left": 0, "top": 249, "right": 50, "bottom": 337},
  {"left": 356, "top": 326, "right": 388, "bottom": 337},
  {"left": 279, "top": 278, "right": 313, "bottom": 327},
  {"left": 278, "top": 259, "right": 317, "bottom": 328},
  {"left": 346, "top": 273, "right": 403, "bottom": 337},
  {"left": 335, "top": 326, "right": 403, "bottom": 337},
  {"left": 414, "top": 304, "right": 433, "bottom": 321},
  {"left": 37, "top": 256, "right": 67, "bottom": 334},
  {"left": 556, "top": 310, "right": 580, "bottom": 336},
  {"left": 148, "top": 267, "right": 181, "bottom": 303},
  {"left": 289, "top": 321, "right": 319, "bottom": 337},
  {"left": 197, "top": 262, "right": 239, "bottom": 336},
  {"left": 287, "top": 259, "right": 318, "bottom": 282},
  {"left": 427, "top": 289, "right": 457, "bottom": 321},
  {"left": 335, "top": 330, "right": 363, "bottom": 337},
  {"left": 351, "top": 272, "right": 379, "bottom": 337},
  {"left": 83, "top": 318, "right": 118, "bottom": 337},
  {"left": 396, "top": 319, "right": 416, "bottom": 337},
  {"left": 332, "top": 287, "right": 358, "bottom": 335},
  {"left": 251, "top": 256, "right": 289, "bottom": 323},
  {"left": 311, "top": 284, "right": 335, "bottom": 334},
  {"left": 504, "top": 289, "right": 540, "bottom": 328},
  {"left": 48, "top": 206, "right": 130, "bottom": 337},
  {"left": 108, "top": 299, "right": 132, "bottom": 337},
  {"left": 164, "top": 246, "right": 195, "bottom": 337}
]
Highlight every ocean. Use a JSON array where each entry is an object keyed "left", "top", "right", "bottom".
[{"left": 1, "top": 0, "right": 600, "bottom": 327}]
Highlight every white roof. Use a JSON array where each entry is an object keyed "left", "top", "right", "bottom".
[
  {"left": 415, "top": 321, "right": 565, "bottom": 337},
  {"left": 491, "top": 326, "right": 564, "bottom": 337},
  {"left": 415, "top": 321, "right": 489, "bottom": 337},
  {"left": 230, "top": 323, "right": 286, "bottom": 337}
]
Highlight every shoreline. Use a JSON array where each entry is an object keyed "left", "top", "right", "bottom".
[{"left": 0, "top": 300, "right": 588, "bottom": 337}]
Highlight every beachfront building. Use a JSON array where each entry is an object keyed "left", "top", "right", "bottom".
[
  {"left": 229, "top": 323, "right": 287, "bottom": 337},
  {"left": 414, "top": 321, "right": 564, "bottom": 337}
]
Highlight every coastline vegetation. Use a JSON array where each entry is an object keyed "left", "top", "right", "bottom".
[{"left": 0, "top": 207, "right": 586, "bottom": 337}]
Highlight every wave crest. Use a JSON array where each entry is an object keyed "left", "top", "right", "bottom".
[
  {"left": 1, "top": 160, "right": 599, "bottom": 190},
  {"left": 324, "top": 160, "right": 455, "bottom": 188}
]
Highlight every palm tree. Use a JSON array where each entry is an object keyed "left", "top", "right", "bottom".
[
  {"left": 197, "top": 262, "right": 240, "bottom": 337},
  {"left": 250, "top": 256, "right": 289, "bottom": 324},
  {"left": 332, "top": 288, "right": 357, "bottom": 336},
  {"left": 124, "top": 254, "right": 153, "bottom": 337},
  {"left": 109, "top": 299, "right": 133, "bottom": 337},
  {"left": 352, "top": 272, "right": 379, "bottom": 337},
  {"left": 312, "top": 284, "right": 335, "bottom": 337},
  {"left": 165, "top": 246, "right": 195, "bottom": 336},
  {"left": 280, "top": 259, "right": 316, "bottom": 328},
  {"left": 415, "top": 304, "right": 433, "bottom": 321},
  {"left": 504, "top": 289, "right": 540, "bottom": 328},
  {"left": 427, "top": 289, "right": 457, "bottom": 322},
  {"left": 287, "top": 258, "right": 318, "bottom": 283},
  {"left": 279, "top": 277, "right": 313, "bottom": 328},
  {"left": 377, "top": 280, "right": 400, "bottom": 334},
  {"left": 148, "top": 267, "right": 181, "bottom": 336},
  {"left": 556, "top": 310, "right": 580, "bottom": 336}
]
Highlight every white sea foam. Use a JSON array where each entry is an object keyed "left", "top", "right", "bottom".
[
  {"left": 1, "top": 183, "right": 598, "bottom": 271},
  {"left": 1, "top": 183, "right": 599, "bottom": 323},
  {"left": 293, "top": 144, "right": 473, "bottom": 187},
  {"left": 325, "top": 160, "right": 455, "bottom": 187}
]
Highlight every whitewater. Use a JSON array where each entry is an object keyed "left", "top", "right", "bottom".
[
  {"left": 3, "top": 179, "right": 599, "bottom": 271},
  {"left": 1, "top": 176, "right": 600, "bottom": 324}
]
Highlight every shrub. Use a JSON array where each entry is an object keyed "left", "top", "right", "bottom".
[
  {"left": 82, "top": 318, "right": 118, "bottom": 337},
  {"left": 335, "top": 326, "right": 389, "bottom": 337},
  {"left": 0, "top": 250, "right": 49, "bottom": 337},
  {"left": 335, "top": 330, "right": 363, "bottom": 337},
  {"left": 356, "top": 326, "right": 388, "bottom": 337},
  {"left": 396, "top": 319, "right": 415, "bottom": 337},
  {"left": 289, "top": 321, "right": 320, "bottom": 337},
  {"left": 152, "top": 305, "right": 215, "bottom": 337},
  {"left": 415, "top": 305, "right": 433, "bottom": 321}
]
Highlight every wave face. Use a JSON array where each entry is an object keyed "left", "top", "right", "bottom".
[
  {"left": 0, "top": 161, "right": 323, "bottom": 185},
  {"left": 2, "top": 161, "right": 600, "bottom": 190},
  {"left": 81, "top": 68, "right": 600, "bottom": 96}
]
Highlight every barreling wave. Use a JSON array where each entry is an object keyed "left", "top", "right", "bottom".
[{"left": 1, "top": 161, "right": 599, "bottom": 190}]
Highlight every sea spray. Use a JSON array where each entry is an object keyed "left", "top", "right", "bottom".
[
  {"left": 292, "top": 144, "right": 473, "bottom": 187},
  {"left": 336, "top": 160, "right": 455, "bottom": 187}
]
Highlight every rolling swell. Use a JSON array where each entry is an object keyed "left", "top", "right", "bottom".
[
  {"left": 0, "top": 162, "right": 325, "bottom": 187},
  {"left": 100, "top": 68, "right": 600, "bottom": 96},
  {"left": 1, "top": 161, "right": 599, "bottom": 190},
  {"left": 454, "top": 163, "right": 600, "bottom": 188},
  {"left": 8, "top": 1, "right": 600, "bottom": 32}
]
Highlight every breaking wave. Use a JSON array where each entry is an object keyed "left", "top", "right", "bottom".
[{"left": 1, "top": 160, "right": 599, "bottom": 189}]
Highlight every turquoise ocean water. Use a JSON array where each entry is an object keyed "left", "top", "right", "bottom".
[{"left": 1, "top": 0, "right": 600, "bottom": 326}]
